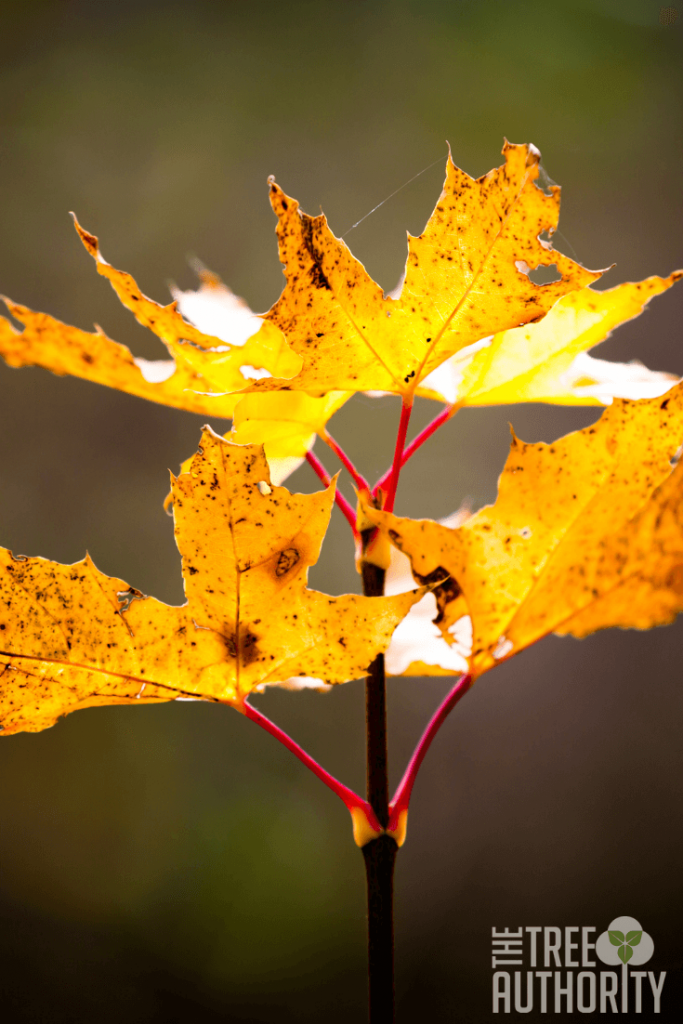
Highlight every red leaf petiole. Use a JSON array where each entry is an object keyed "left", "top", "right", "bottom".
[
  {"left": 305, "top": 450, "right": 358, "bottom": 531},
  {"left": 242, "top": 673, "right": 473, "bottom": 850},
  {"left": 320, "top": 429, "right": 371, "bottom": 494},
  {"left": 243, "top": 698, "right": 383, "bottom": 845},
  {"left": 382, "top": 398, "right": 413, "bottom": 513},
  {"left": 374, "top": 403, "right": 458, "bottom": 499},
  {"left": 386, "top": 674, "right": 472, "bottom": 843}
]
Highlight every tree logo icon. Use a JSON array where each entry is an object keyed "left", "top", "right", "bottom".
[{"left": 596, "top": 916, "right": 654, "bottom": 966}]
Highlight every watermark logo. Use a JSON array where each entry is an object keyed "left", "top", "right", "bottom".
[
  {"left": 492, "top": 917, "right": 666, "bottom": 1013},
  {"left": 596, "top": 915, "right": 654, "bottom": 968}
]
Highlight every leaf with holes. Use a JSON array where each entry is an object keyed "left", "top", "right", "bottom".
[
  {"left": 0, "top": 430, "right": 420, "bottom": 735},
  {"left": 366, "top": 383, "right": 683, "bottom": 678},
  {"left": 242, "top": 141, "right": 601, "bottom": 398}
]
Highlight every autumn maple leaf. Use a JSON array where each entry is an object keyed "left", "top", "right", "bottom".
[
  {"left": 366, "top": 383, "right": 683, "bottom": 677},
  {"left": 0, "top": 430, "right": 419, "bottom": 735},
  {"left": 245, "top": 142, "right": 602, "bottom": 397},
  {"left": 1, "top": 142, "right": 680, "bottom": 489}
]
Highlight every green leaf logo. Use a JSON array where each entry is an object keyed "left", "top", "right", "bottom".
[
  {"left": 618, "top": 943, "right": 634, "bottom": 964},
  {"left": 596, "top": 917, "right": 654, "bottom": 967},
  {"left": 610, "top": 927, "right": 641, "bottom": 962}
]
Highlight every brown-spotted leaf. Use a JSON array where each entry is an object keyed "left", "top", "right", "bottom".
[
  {"left": 0, "top": 553, "right": 217, "bottom": 735},
  {"left": 533, "top": 451, "right": 683, "bottom": 639},
  {"left": 246, "top": 142, "right": 602, "bottom": 397},
  {"left": 0, "top": 226, "right": 300, "bottom": 417},
  {"left": 366, "top": 384, "right": 683, "bottom": 677},
  {"left": 0, "top": 430, "right": 420, "bottom": 734},
  {"left": 73, "top": 219, "right": 301, "bottom": 389},
  {"left": 0, "top": 299, "right": 238, "bottom": 418}
]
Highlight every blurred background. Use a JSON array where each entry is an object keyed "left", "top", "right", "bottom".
[{"left": 0, "top": 1, "right": 681, "bottom": 1020}]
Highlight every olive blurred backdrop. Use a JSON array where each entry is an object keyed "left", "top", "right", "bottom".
[{"left": 0, "top": 1, "right": 682, "bottom": 1021}]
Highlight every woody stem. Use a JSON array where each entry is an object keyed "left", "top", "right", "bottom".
[{"left": 361, "top": 546, "right": 396, "bottom": 1024}]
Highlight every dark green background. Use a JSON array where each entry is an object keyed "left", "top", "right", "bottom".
[{"left": 0, "top": 1, "right": 681, "bottom": 1020}]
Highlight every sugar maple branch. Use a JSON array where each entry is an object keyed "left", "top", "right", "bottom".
[
  {"left": 243, "top": 698, "right": 382, "bottom": 837},
  {"left": 387, "top": 674, "right": 472, "bottom": 839},
  {"left": 320, "top": 428, "right": 370, "bottom": 493},
  {"left": 305, "top": 450, "right": 357, "bottom": 530},
  {"left": 374, "top": 403, "right": 458, "bottom": 498},
  {"left": 382, "top": 399, "right": 413, "bottom": 513}
]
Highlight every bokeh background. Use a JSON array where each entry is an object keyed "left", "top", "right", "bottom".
[{"left": 0, "top": 1, "right": 681, "bottom": 1020}]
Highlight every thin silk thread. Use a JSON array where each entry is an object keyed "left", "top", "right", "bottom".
[{"left": 341, "top": 154, "right": 446, "bottom": 238}]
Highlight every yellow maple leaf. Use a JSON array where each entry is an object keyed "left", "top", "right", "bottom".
[
  {"left": 552, "top": 456, "right": 683, "bottom": 638},
  {"left": 366, "top": 383, "right": 683, "bottom": 677},
  {"left": 5, "top": 150, "right": 669, "bottom": 494},
  {"left": 0, "top": 221, "right": 301, "bottom": 420},
  {"left": 0, "top": 429, "right": 419, "bottom": 735},
  {"left": 0, "top": 224, "right": 348, "bottom": 485},
  {"left": 420, "top": 273, "right": 682, "bottom": 407},
  {"left": 0, "top": 298, "right": 238, "bottom": 418},
  {"left": 244, "top": 141, "right": 601, "bottom": 398}
]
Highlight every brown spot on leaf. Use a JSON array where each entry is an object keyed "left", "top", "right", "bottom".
[
  {"left": 276, "top": 547, "right": 300, "bottom": 576},
  {"left": 301, "top": 216, "right": 332, "bottom": 291}
]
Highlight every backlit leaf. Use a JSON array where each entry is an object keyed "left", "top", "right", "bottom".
[
  {"left": 0, "top": 298, "right": 237, "bottom": 418},
  {"left": 420, "top": 274, "right": 681, "bottom": 407},
  {"left": 367, "top": 384, "right": 683, "bottom": 677},
  {"left": 245, "top": 142, "right": 601, "bottom": 397},
  {"left": 0, "top": 430, "right": 420, "bottom": 735},
  {"left": 0, "top": 224, "right": 300, "bottom": 417}
]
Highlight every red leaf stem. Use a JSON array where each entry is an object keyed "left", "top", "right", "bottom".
[
  {"left": 321, "top": 429, "right": 370, "bottom": 493},
  {"left": 305, "top": 450, "right": 357, "bottom": 531},
  {"left": 374, "top": 403, "right": 457, "bottom": 498},
  {"left": 243, "top": 698, "right": 383, "bottom": 834},
  {"left": 387, "top": 674, "right": 472, "bottom": 837},
  {"left": 382, "top": 399, "right": 413, "bottom": 513}
]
